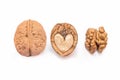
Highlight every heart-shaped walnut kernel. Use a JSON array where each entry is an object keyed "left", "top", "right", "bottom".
[
  {"left": 51, "top": 23, "right": 78, "bottom": 56},
  {"left": 54, "top": 34, "right": 73, "bottom": 52}
]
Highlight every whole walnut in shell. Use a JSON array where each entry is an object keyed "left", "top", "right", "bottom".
[{"left": 14, "top": 20, "right": 46, "bottom": 57}]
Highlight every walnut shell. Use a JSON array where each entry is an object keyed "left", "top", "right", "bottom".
[{"left": 14, "top": 20, "right": 46, "bottom": 57}]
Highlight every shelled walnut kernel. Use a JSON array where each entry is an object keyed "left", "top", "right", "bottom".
[
  {"left": 96, "top": 27, "right": 108, "bottom": 53},
  {"left": 85, "top": 28, "right": 97, "bottom": 54},
  {"left": 85, "top": 27, "right": 107, "bottom": 54}
]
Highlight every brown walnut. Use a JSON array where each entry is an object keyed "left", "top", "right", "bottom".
[
  {"left": 85, "top": 28, "right": 97, "bottom": 54},
  {"left": 96, "top": 27, "right": 108, "bottom": 53},
  {"left": 14, "top": 20, "right": 46, "bottom": 57},
  {"left": 51, "top": 23, "right": 78, "bottom": 56},
  {"left": 85, "top": 27, "right": 107, "bottom": 54}
]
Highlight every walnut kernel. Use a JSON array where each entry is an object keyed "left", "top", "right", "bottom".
[{"left": 85, "top": 27, "right": 108, "bottom": 54}]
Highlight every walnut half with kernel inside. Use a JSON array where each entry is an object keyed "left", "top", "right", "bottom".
[
  {"left": 85, "top": 27, "right": 108, "bottom": 54},
  {"left": 51, "top": 23, "right": 78, "bottom": 56}
]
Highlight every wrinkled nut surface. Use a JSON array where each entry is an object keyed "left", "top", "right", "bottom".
[
  {"left": 85, "top": 28, "right": 97, "bottom": 54},
  {"left": 14, "top": 20, "right": 46, "bottom": 57},
  {"left": 51, "top": 23, "right": 78, "bottom": 56},
  {"left": 96, "top": 27, "right": 108, "bottom": 53},
  {"left": 85, "top": 27, "right": 107, "bottom": 54}
]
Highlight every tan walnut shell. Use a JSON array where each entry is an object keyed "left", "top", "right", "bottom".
[
  {"left": 51, "top": 23, "right": 78, "bottom": 56},
  {"left": 14, "top": 20, "right": 46, "bottom": 57}
]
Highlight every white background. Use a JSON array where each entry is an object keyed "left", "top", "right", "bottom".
[{"left": 0, "top": 0, "right": 120, "bottom": 80}]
